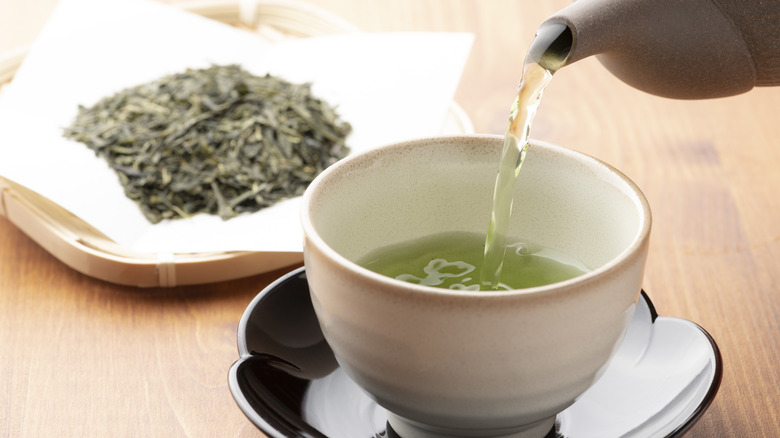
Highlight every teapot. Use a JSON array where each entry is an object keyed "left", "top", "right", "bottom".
[{"left": 534, "top": 0, "right": 780, "bottom": 99}]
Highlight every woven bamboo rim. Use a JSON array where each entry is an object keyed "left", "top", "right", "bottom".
[{"left": 0, "top": 0, "right": 472, "bottom": 287}]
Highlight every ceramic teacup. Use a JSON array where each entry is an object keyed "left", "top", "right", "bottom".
[{"left": 300, "top": 135, "right": 651, "bottom": 438}]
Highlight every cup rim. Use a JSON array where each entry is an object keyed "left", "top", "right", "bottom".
[{"left": 301, "top": 134, "right": 651, "bottom": 299}]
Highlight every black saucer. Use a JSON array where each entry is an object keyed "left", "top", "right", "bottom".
[{"left": 229, "top": 267, "right": 721, "bottom": 438}]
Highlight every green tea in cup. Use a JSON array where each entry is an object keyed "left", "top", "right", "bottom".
[
  {"left": 301, "top": 135, "right": 651, "bottom": 438},
  {"left": 358, "top": 231, "right": 589, "bottom": 291},
  {"left": 300, "top": 20, "right": 649, "bottom": 437}
]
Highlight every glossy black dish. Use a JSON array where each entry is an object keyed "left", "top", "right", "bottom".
[{"left": 229, "top": 267, "right": 722, "bottom": 438}]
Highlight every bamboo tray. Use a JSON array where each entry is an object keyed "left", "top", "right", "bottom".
[{"left": 0, "top": 0, "right": 473, "bottom": 287}]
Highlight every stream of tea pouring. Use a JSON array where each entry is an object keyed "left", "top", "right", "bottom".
[
  {"left": 482, "top": 0, "right": 780, "bottom": 287},
  {"left": 481, "top": 23, "right": 572, "bottom": 289}
]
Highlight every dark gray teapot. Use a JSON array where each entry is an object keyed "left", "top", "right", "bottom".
[{"left": 537, "top": 0, "right": 780, "bottom": 98}]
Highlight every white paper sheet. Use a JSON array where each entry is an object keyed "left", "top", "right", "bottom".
[{"left": 0, "top": 0, "right": 473, "bottom": 253}]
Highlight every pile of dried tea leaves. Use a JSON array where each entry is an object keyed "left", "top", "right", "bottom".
[{"left": 63, "top": 64, "right": 351, "bottom": 223}]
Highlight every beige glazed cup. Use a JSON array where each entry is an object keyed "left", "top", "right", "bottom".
[{"left": 301, "top": 135, "right": 651, "bottom": 438}]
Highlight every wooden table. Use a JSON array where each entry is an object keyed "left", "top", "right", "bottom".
[{"left": 2, "top": 0, "right": 779, "bottom": 436}]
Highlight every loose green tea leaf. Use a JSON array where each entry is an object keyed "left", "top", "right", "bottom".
[{"left": 63, "top": 64, "right": 351, "bottom": 223}]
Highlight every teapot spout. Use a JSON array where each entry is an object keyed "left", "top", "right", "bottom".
[{"left": 539, "top": 0, "right": 758, "bottom": 99}]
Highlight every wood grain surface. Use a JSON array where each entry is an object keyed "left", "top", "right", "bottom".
[{"left": 2, "top": 0, "right": 780, "bottom": 437}]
